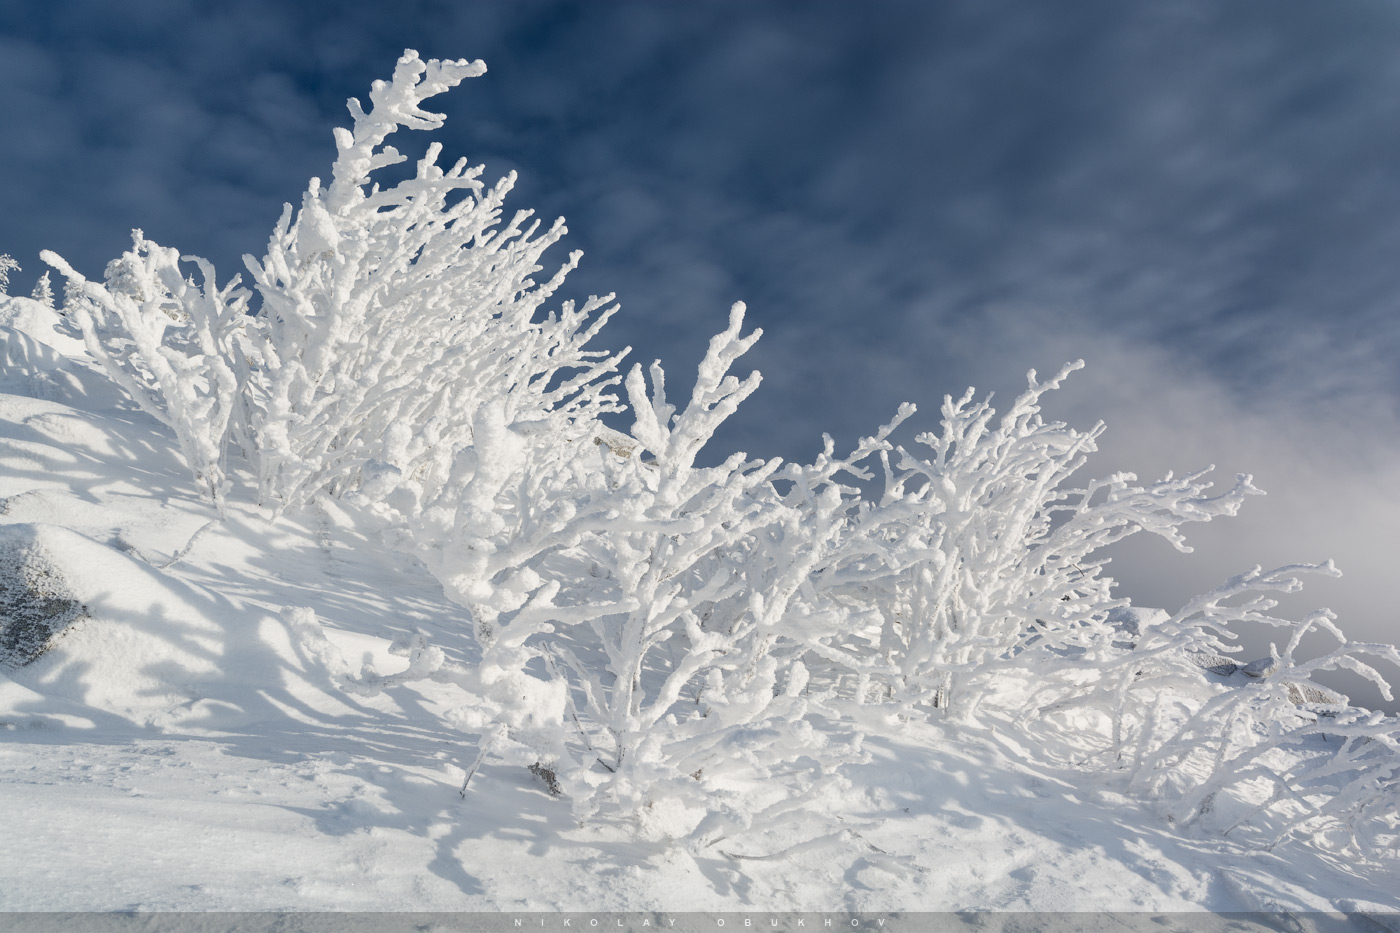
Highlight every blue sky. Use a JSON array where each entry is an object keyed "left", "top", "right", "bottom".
[{"left": 3, "top": 2, "right": 1398, "bottom": 691}]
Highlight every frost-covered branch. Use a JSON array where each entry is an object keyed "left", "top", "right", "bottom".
[
  {"left": 42, "top": 234, "right": 249, "bottom": 511},
  {"left": 1017, "top": 560, "right": 1400, "bottom": 860},
  {"left": 792, "top": 363, "right": 1262, "bottom": 718},
  {"left": 243, "top": 50, "right": 626, "bottom": 513}
]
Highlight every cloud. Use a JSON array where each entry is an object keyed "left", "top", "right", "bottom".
[{"left": 1046, "top": 328, "right": 1400, "bottom": 708}]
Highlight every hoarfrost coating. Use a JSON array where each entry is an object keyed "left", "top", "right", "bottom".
[{"left": 3, "top": 50, "right": 1398, "bottom": 910}]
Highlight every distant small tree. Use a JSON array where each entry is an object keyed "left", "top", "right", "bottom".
[
  {"left": 0, "top": 254, "right": 18, "bottom": 295},
  {"left": 30, "top": 271, "right": 55, "bottom": 308}
]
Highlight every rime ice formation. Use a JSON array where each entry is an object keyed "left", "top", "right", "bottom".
[{"left": 1, "top": 52, "right": 1397, "bottom": 914}]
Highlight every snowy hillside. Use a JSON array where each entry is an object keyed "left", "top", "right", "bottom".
[{"left": 2, "top": 51, "right": 1400, "bottom": 927}]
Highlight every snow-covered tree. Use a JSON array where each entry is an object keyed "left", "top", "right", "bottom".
[
  {"left": 37, "top": 51, "right": 625, "bottom": 521},
  {"left": 0, "top": 254, "right": 18, "bottom": 295},
  {"left": 30, "top": 271, "right": 55, "bottom": 308}
]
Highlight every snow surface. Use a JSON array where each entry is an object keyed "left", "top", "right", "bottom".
[{"left": 1, "top": 293, "right": 1398, "bottom": 924}]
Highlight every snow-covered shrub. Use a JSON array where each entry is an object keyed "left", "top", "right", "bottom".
[
  {"left": 552, "top": 304, "right": 779, "bottom": 779},
  {"left": 1021, "top": 561, "right": 1400, "bottom": 858},
  {"left": 789, "top": 362, "right": 1261, "bottom": 720},
  {"left": 240, "top": 50, "right": 626, "bottom": 514},
  {"left": 348, "top": 307, "right": 864, "bottom": 842},
  {"left": 541, "top": 305, "right": 866, "bottom": 836},
  {"left": 794, "top": 368, "right": 1400, "bottom": 856},
  {"left": 35, "top": 52, "right": 624, "bottom": 519},
  {"left": 711, "top": 404, "right": 923, "bottom": 715},
  {"left": 337, "top": 406, "right": 630, "bottom": 790},
  {"left": 1269, "top": 710, "right": 1400, "bottom": 858},
  {"left": 399, "top": 418, "right": 630, "bottom": 776},
  {"left": 41, "top": 234, "right": 250, "bottom": 511}
]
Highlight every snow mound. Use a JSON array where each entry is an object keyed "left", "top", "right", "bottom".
[
  {"left": 0, "top": 522, "right": 238, "bottom": 723},
  {"left": 0, "top": 295, "right": 81, "bottom": 352},
  {"left": 0, "top": 521, "right": 363, "bottom": 732},
  {"left": 0, "top": 295, "right": 119, "bottom": 405}
]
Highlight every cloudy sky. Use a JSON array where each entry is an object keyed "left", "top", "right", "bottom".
[{"left": 3, "top": 2, "right": 1398, "bottom": 698}]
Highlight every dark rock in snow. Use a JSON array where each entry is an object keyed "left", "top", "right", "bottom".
[
  {"left": 528, "top": 762, "right": 563, "bottom": 797},
  {"left": 0, "top": 523, "right": 89, "bottom": 666}
]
